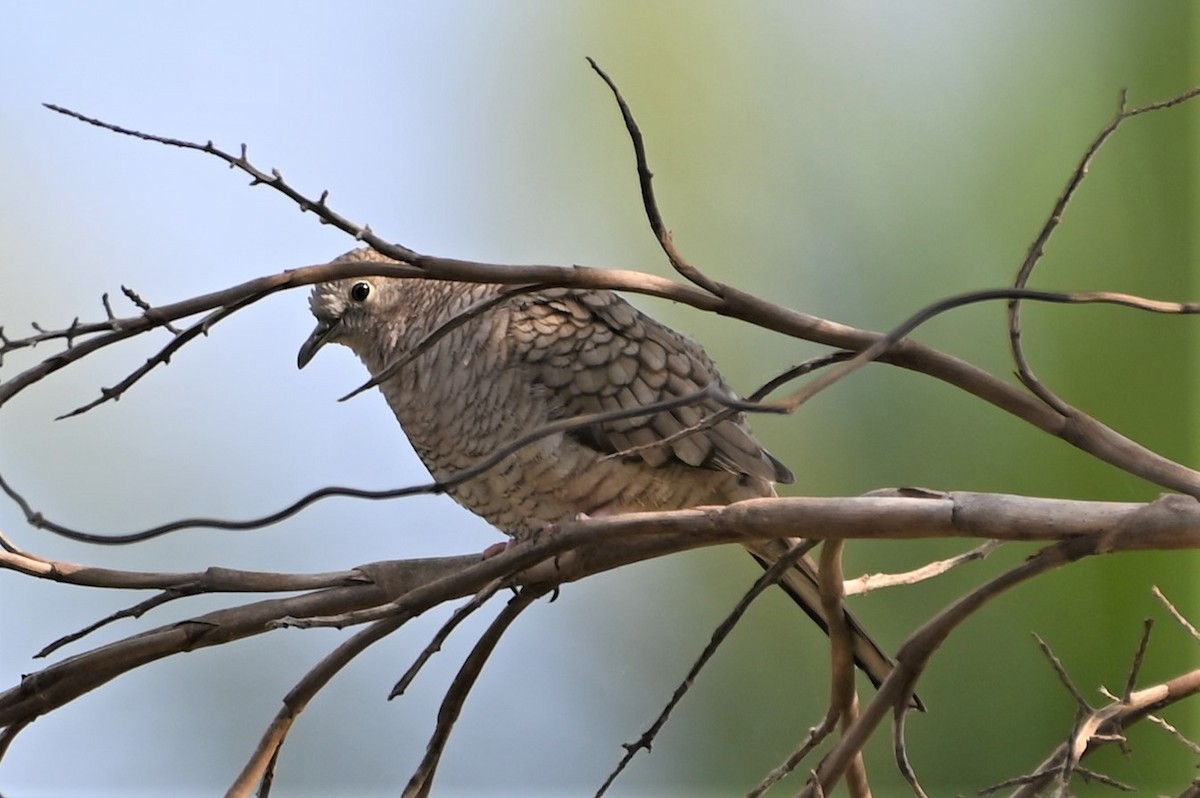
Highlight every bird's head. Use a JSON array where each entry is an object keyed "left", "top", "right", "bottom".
[{"left": 297, "top": 276, "right": 406, "bottom": 369}]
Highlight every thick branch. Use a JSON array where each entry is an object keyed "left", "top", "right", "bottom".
[
  {"left": 4, "top": 492, "right": 1197, "bottom": 734},
  {"left": 784, "top": 493, "right": 1200, "bottom": 794}
]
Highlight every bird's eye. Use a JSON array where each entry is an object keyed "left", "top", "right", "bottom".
[{"left": 350, "top": 281, "right": 371, "bottom": 302}]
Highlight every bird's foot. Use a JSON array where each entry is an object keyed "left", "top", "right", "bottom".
[{"left": 480, "top": 540, "right": 513, "bottom": 560}]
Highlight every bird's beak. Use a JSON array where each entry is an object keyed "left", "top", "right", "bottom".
[{"left": 297, "top": 318, "right": 339, "bottom": 369}]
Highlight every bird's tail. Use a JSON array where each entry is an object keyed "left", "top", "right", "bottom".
[{"left": 743, "top": 537, "right": 924, "bottom": 711}]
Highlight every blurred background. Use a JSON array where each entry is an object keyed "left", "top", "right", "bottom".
[{"left": 1, "top": 3, "right": 1196, "bottom": 795}]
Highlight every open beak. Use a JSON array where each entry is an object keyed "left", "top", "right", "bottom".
[{"left": 297, "top": 318, "right": 339, "bottom": 369}]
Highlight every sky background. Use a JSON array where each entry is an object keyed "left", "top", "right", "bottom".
[{"left": 1, "top": 3, "right": 1197, "bottom": 796}]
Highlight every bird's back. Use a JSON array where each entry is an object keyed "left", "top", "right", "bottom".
[{"left": 353, "top": 274, "right": 789, "bottom": 537}]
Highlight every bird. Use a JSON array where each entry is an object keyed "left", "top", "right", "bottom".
[{"left": 298, "top": 245, "right": 902, "bottom": 697}]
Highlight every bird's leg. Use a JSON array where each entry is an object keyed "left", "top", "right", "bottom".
[{"left": 478, "top": 515, "right": 576, "bottom": 560}]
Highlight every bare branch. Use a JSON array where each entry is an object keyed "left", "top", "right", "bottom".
[
  {"left": 4, "top": 382, "right": 775, "bottom": 544},
  {"left": 7, "top": 491, "right": 1190, "bottom": 782},
  {"left": 119, "top": 285, "right": 182, "bottom": 334},
  {"left": 402, "top": 585, "right": 550, "bottom": 798},
  {"left": 1008, "top": 86, "right": 1200, "bottom": 410},
  {"left": 892, "top": 283, "right": 1200, "bottom": 408},
  {"left": 1033, "top": 633, "right": 1092, "bottom": 712},
  {"left": 1121, "top": 619, "right": 1154, "bottom": 701},
  {"left": 56, "top": 295, "right": 254, "bottom": 419},
  {"left": 390, "top": 578, "right": 508, "bottom": 698},
  {"left": 845, "top": 540, "right": 1001, "bottom": 596},
  {"left": 227, "top": 613, "right": 412, "bottom": 798},
  {"left": 21, "top": 90, "right": 1200, "bottom": 541},
  {"left": 1146, "top": 714, "right": 1200, "bottom": 757},
  {"left": 1153, "top": 585, "right": 1200, "bottom": 645},
  {"left": 36, "top": 589, "right": 191, "bottom": 658},
  {"left": 41, "top": 103, "right": 421, "bottom": 266},
  {"left": 747, "top": 714, "right": 839, "bottom": 798},
  {"left": 595, "top": 540, "right": 815, "bottom": 798},
  {"left": 894, "top": 705, "right": 930, "bottom": 798},
  {"left": 818, "top": 539, "right": 870, "bottom": 797},
  {"left": 0, "top": 538, "right": 362, "bottom": 592},
  {"left": 798, "top": 510, "right": 1200, "bottom": 796},
  {"left": 585, "top": 58, "right": 725, "bottom": 298},
  {"left": 1007, "top": 665, "right": 1200, "bottom": 797},
  {"left": 11, "top": 280, "right": 1199, "bottom": 548}
]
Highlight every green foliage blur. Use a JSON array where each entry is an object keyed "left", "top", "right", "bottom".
[{"left": 568, "top": 3, "right": 1198, "bottom": 794}]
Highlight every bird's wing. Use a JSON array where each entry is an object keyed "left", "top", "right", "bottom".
[{"left": 507, "top": 288, "right": 793, "bottom": 484}]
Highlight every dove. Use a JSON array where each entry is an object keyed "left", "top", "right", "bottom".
[{"left": 299, "top": 246, "right": 903, "bottom": 697}]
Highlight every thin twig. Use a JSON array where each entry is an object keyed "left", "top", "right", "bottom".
[
  {"left": 389, "top": 578, "right": 507, "bottom": 698},
  {"left": 4, "top": 382, "right": 778, "bottom": 544},
  {"left": 226, "top": 613, "right": 412, "bottom": 798},
  {"left": 42, "top": 103, "right": 423, "bottom": 267},
  {"left": 1122, "top": 619, "right": 1154, "bottom": 700},
  {"left": 338, "top": 284, "right": 550, "bottom": 402},
  {"left": 57, "top": 295, "right": 255, "bottom": 419},
  {"left": 1153, "top": 585, "right": 1200, "bottom": 644},
  {"left": 120, "top": 285, "right": 182, "bottom": 334},
  {"left": 845, "top": 540, "right": 1001, "bottom": 596},
  {"left": 0, "top": 540, "right": 362, "bottom": 592},
  {"left": 894, "top": 705, "right": 930, "bottom": 798},
  {"left": 1033, "top": 633, "right": 1092, "bottom": 711},
  {"left": 36, "top": 589, "right": 191, "bottom": 658},
  {"left": 770, "top": 286, "right": 1200, "bottom": 417},
  {"left": 594, "top": 540, "right": 815, "bottom": 798},
  {"left": 747, "top": 712, "right": 839, "bottom": 798},
  {"left": 1006, "top": 674, "right": 1200, "bottom": 796},
  {"left": 1008, "top": 86, "right": 1200, "bottom": 411},
  {"left": 607, "top": 351, "right": 855, "bottom": 464},
  {"left": 801, "top": 534, "right": 1104, "bottom": 796},
  {"left": 1146, "top": 713, "right": 1200, "bottom": 756},
  {"left": 585, "top": 58, "right": 725, "bottom": 298},
  {"left": 402, "top": 585, "right": 549, "bottom": 798}
]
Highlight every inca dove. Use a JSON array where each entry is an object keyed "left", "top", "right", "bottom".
[{"left": 299, "top": 246, "right": 900, "bottom": 695}]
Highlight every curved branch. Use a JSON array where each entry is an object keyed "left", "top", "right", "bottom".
[
  {"left": 227, "top": 612, "right": 412, "bottom": 798},
  {"left": 10, "top": 281, "right": 1199, "bottom": 545},
  {"left": 818, "top": 538, "right": 870, "bottom": 797},
  {"left": 4, "top": 492, "right": 1197, "bottom": 750},
  {"left": 585, "top": 57, "right": 725, "bottom": 298},
  {"left": 403, "top": 585, "right": 550, "bottom": 798},
  {"left": 4, "top": 383, "right": 767, "bottom": 543},
  {"left": 1007, "top": 86, "right": 1200, "bottom": 410},
  {"left": 596, "top": 540, "right": 816, "bottom": 797}
]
